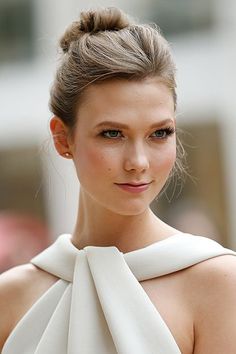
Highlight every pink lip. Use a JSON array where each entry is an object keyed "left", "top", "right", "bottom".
[{"left": 115, "top": 182, "right": 151, "bottom": 193}]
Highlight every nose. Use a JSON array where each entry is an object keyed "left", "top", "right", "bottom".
[{"left": 123, "top": 141, "right": 150, "bottom": 172}]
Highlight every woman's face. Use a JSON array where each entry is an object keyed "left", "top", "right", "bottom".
[{"left": 69, "top": 78, "right": 176, "bottom": 216}]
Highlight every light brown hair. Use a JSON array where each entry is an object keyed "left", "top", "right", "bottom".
[{"left": 49, "top": 7, "right": 177, "bottom": 130}]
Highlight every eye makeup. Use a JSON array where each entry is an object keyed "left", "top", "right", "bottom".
[{"left": 99, "top": 126, "right": 175, "bottom": 140}]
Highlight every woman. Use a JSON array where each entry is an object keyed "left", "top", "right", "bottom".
[{"left": 0, "top": 7, "right": 236, "bottom": 354}]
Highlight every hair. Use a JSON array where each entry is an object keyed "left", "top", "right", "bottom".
[
  {"left": 50, "top": 7, "right": 177, "bottom": 128},
  {"left": 49, "top": 6, "right": 186, "bottom": 191}
]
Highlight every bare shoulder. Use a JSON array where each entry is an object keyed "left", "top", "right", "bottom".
[
  {"left": 0, "top": 263, "right": 45, "bottom": 287},
  {"left": 0, "top": 262, "right": 58, "bottom": 298},
  {"left": 184, "top": 254, "right": 236, "bottom": 354},
  {"left": 186, "top": 254, "right": 236, "bottom": 292},
  {"left": 0, "top": 263, "right": 58, "bottom": 351}
]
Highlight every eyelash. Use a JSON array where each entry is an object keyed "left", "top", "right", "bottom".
[{"left": 99, "top": 127, "right": 175, "bottom": 140}]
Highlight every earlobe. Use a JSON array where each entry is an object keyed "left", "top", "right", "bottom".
[{"left": 50, "top": 116, "right": 73, "bottom": 158}]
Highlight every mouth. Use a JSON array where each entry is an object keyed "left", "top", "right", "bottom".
[
  {"left": 114, "top": 181, "right": 152, "bottom": 193},
  {"left": 116, "top": 181, "right": 152, "bottom": 186}
]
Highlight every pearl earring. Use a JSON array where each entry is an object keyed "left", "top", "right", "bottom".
[{"left": 63, "top": 152, "right": 72, "bottom": 158}]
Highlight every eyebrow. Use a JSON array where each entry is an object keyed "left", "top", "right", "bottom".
[{"left": 94, "top": 119, "right": 174, "bottom": 129}]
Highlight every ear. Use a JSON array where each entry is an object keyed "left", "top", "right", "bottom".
[{"left": 50, "top": 116, "right": 73, "bottom": 159}]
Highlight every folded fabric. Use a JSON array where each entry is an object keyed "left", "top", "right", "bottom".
[{"left": 2, "top": 233, "right": 236, "bottom": 354}]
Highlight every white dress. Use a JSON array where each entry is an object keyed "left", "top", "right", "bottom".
[{"left": 2, "top": 233, "right": 236, "bottom": 354}]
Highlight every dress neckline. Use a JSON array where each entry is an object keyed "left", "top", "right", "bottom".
[{"left": 67, "top": 232, "right": 184, "bottom": 254}]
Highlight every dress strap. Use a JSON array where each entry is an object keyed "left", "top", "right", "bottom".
[{"left": 31, "top": 233, "right": 236, "bottom": 281}]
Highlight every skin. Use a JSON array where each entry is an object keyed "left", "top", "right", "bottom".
[
  {"left": 0, "top": 78, "right": 236, "bottom": 353},
  {"left": 65, "top": 78, "right": 178, "bottom": 252}
]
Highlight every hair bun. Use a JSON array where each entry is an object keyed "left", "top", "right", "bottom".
[
  {"left": 80, "top": 7, "right": 130, "bottom": 32},
  {"left": 60, "top": 7, "right": 131, "bottom": 53}
]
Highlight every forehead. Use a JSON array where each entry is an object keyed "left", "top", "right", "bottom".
[{"left": 76, "top": 78, "right": 175, "bottom": 127}]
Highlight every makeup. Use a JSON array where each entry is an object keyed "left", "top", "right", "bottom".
[{"left": 115, "top": 183, "right": 151, "bottom": 193}]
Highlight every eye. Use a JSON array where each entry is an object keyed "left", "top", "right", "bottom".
[
  {"left": 151, "top": 127, "right": 175, "bottom": 139},
  {"left": 100, "top": 129, "right": 123, "bottom": 139}
]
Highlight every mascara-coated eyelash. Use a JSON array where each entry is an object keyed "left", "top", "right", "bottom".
[
  {"left": 150, "top": 127, "right": 175, "bottom": 139},
  {"left": 100, "top": 127, "right": 175, "bottom": 139},
  {"left": 100, "top": 130, "right": 122, "bottom": 139}
]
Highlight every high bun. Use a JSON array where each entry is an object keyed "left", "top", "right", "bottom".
[
  {"left": 60, "top": 7, "right": 131, "bottom": 53},
  {"left": 79, "top": 7, "right": 130, "bottom": 32},
  {"left": 50, "top": 7, "right": 177, "bottom": 131}
]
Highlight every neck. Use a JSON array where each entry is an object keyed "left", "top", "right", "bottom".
[{"left": 71, "top": 190, "right": 179, "bottom": 253}]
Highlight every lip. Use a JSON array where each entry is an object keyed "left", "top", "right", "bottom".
[
  {"left": 114, "top": 182, "right": 152, "bottom": 193},
  {"left": 116, "top": 181, "right": 152, "bottom": 186}
]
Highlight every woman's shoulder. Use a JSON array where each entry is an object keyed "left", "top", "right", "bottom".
[
  {"left": 184, "top": 252, "right": 236, "bottom": 297},
  {"left": 186, "top": 252, "right": 236, "bottom": 286},
  {"left": 0, "top": 262, "right": 58, "bottom": 298},
  {"left": 184, "top": 254, "right": 236, "bottom": 353},
  {"left": 0, "top": 263, "right": 42, "bottom": 286},
  {"left": 0, "top": 263, "right": 43, "bottom": 316},
  {"left": 0, "top": 263, "right": 58, "bottom": 351}
]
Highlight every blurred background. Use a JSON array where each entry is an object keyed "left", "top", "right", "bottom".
[{"left": 0, "top": 0, "right": 236, "bottom": 272}]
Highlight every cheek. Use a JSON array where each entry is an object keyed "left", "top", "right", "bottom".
[
  {"left": 75, "top": 145, "right": 116, "bottom": 177},
  {"left": 153, "top": 144, "right": 176, "bottom": 174}
]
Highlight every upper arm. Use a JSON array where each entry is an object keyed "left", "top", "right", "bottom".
[
  {"left": 0, "top": 267, "right": 22, "bottom": 351},
  {"left": 192, "top": 255, "right": 236, "bottom": 354},
  {"left": 0, "top": 263, "right": 57, "bottom": 351}
]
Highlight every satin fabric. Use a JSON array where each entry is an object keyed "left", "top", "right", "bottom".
[{"left": 2, "top": 233, "right": 236, "bottom": 354}]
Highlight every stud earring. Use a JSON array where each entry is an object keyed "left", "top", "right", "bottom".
[{"left": 63, "top": 152, "right": 72, "bottom": 158}]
